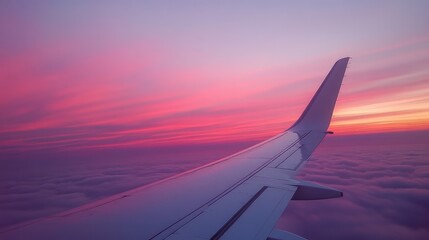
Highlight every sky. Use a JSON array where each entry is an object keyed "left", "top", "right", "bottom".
[
  {"left": 1, "top": 1, "right": 429, "bottom": 155},
  {"left": 0, "top": 0, "right": 429, "bottom": 239}
]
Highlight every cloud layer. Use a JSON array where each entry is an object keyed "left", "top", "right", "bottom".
[
  {"left": 277, "top": 132, "right": 429, "bottom": 240},
  {"left": 1, "top": 131, "right": 428, "bottom": 240}
]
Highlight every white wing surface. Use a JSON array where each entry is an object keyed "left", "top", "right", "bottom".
[{"left": 1, "top": 58, "right": 350, "bottom": 240}]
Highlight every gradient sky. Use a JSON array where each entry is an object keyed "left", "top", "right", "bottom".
[{"left": 1, "top": 1, "right": 429, "bottom": 154}]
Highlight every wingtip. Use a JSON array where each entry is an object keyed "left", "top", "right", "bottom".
[
  {"left": 337, "top": 57, "right": 350, "bottom": 63},
  {"left": 289, "top": 57, "right": 350, "bottom": 131}
]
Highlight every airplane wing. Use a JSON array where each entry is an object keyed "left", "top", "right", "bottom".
[{"left": 1, "top": 57, "right": 350, "bottom": 240}]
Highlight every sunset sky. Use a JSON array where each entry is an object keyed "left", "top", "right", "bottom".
[{"left": 1, "top": 1, "right": 429, "bottom": 154}]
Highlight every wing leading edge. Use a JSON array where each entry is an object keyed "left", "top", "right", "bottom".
[{"left": 0, "top": 57, "right": 350, "bottom": 240}]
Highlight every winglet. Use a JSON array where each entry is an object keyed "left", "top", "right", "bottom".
[{"left": 289, "top": 57, "right": 349, "bottom": 131}]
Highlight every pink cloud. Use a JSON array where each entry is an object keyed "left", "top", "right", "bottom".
[{"left": 1, "top": 25, "right": 429, "bottom": 153}]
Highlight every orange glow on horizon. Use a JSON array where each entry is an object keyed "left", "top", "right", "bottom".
[{"left": 1, "top": 16, "right": 429, "bottom": 153}]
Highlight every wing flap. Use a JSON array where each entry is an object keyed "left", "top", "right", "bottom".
[
  {"left": 166, "top": 184, "right": 263, "bottom": 240},
  {"left": 268, "top": 229, "right": 308, "bottom": 240},
  {"left": 219, "top": 187, "right": 295, "bottom": 240},
  {"left": 291, "top": 180, "right": 343, "bottom": 200}
]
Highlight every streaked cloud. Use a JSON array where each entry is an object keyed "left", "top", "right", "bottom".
[{"left": 0, "top": 2, "right": 428, "bottom": 153}]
